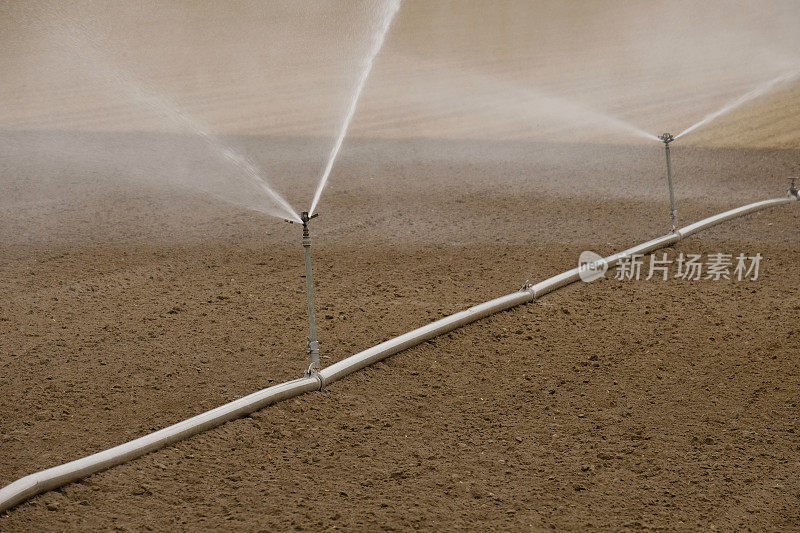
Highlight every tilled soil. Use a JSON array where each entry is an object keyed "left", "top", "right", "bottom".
[{"left": 1, "top": 136, "right": 799, "bottom": 531}]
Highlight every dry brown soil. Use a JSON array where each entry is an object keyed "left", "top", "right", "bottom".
[{"left": 1, "top": 135, "right": 799, "bottom": 531}]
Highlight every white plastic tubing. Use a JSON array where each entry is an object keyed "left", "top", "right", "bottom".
[{"left": 1, "top": 195, "right": 796, "bottom": 513}]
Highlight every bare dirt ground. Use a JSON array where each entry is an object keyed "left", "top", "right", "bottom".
[{"left": 1, "top": 134, "right": 799, "bottom": 531}]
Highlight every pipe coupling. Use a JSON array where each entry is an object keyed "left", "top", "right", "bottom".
[{"left": 306, "top": 340, "right": 320, "bottom": 377}]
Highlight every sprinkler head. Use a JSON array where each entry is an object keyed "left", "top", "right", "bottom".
[
  {"left": 659, "top": 133, "right": 674, "bottom": 145},
  {"left": 300, "top": 211, "right": 319, "bottom": 227},
  {"left": 284, "top": 212, "right": 319, "bottom": 226}
]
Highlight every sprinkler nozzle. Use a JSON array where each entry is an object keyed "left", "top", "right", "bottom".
[
  {"left": 285, "top": 212, "right": 318, "bottom": 225},
  {"left": 301, "top": 211, "right": 319, "bottom": 227},
  {"left": 659, "top": 133, "right": 674, "bottom": 144}
]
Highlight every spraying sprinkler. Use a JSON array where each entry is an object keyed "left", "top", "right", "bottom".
[
  {"left": 659, "top": 133, "right": 677, "bottom": 232},
  {"left": 286, "top": 211, "right": 320, "bottom": 375},
  {"left": 788, "top": 177, "right": 799, "bottom": 199}
]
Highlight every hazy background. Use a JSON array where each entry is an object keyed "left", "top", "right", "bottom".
[
  {"left": 2, "top": 0, "right": 800, "bottom": 242},
  {"left": 3, "top": 0, "right": 800, "bottom": 142}
]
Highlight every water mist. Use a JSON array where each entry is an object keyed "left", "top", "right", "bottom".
[{"left": 309, "top": 0, "right": 401, "bottom": 215}]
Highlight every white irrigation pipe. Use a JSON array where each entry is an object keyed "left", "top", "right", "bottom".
[
  {"left": 1, "top": 194, "right": 796, "bottom": 514},
  {"left": 0, "top": 377, "right": 320, "bottom": 513},
  {"left": 320, "top": 197, "right": 796, "bottom": 385}
]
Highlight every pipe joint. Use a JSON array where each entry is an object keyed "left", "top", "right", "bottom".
[
  {"left": 788, "top": 177, "right": 799, "bottom": 199},
  {"left": 306, "top": 339, "right": 320, "bottom": 355},
  {"left": 308, "top": 369, "right": 323, "bottom": 390},
  {"left": 306, "top": 340, "right": 320, "bottom": 372},
  {"left": 521, "top": 280, "right": 535, "bottom": 295}
]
